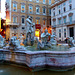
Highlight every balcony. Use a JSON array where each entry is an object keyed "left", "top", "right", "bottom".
[
  {"left": 52, "top": 21, "right": 75, "bottom": 28},
  {"left": 50, "top": 0, "right": 67, "bottom": 8},
  {"left": 52, "top": 25, "right": 56, "bottom": 28},
  {"left": 64, "top": 21, "right": 75, "bottom": 26},
  {"left": 6, "top": 22, "right": 19, "bottom": 26}
]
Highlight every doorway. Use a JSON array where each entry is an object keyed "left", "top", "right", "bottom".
[{"left": 69, "top": 27, "right": 74, "bottom": 38}]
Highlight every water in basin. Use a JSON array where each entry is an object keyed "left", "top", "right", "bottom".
[
  {"left": 26, "top": 45, "right": 69, "bottom": 51},
  {"left": 0, "top": 64, "right": 75, "bottom": 75}
]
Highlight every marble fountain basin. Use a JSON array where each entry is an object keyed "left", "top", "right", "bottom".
[{"left": 0, "top": 45, "right": 75, "bottom": 71}]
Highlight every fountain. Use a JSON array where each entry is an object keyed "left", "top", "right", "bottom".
[
  {"left": 0, "top": 16, "right": 75, "bottom": 71},
  {"left": 0, "top": 35, "right": 6, "bottom": 48}
]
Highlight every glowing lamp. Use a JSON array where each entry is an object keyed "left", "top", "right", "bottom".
[{"left": 35, "top": 30, "right": 39, "bottom": 37}]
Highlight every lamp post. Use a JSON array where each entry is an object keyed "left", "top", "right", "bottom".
[{"left": 0, "top": 12, "right": 3, "bottom": 34}]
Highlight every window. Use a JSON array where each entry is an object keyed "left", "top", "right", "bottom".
[
  {"left": 13, "top": 17, "right": 17, "bottom": 23},
  {"left": 29, "top": 6, "right": 33, "bottom": 14},
  {"left": 36, "top": 19, "right": 40, "bottom": 24},
  {"left": 69, "top": 5, "right": 72, "bottom": 10},
  {"left": 59, "top": 10, "right": 60, "bottom": 14},
  {"left": 69, "top": 16, "right": 72, "bottom": 24},
  {"left": 49, "top": 9, "right": 51, "bottom": 15},
  {"left": 36, "top": 7, "right": 40, "bottom": 14},
  {"left": 53, "top": 21, "right": 56, "bottom": 26},
  {"left": 43, "top": 20, "right": 46, "bottom": 25},
  {"left": 36, "top": 0, "right": 39, "bottom": 2},
  {"left": 22, "top": 27, "right": 25, "bottom": 29},
  {"left": 49, "top": 0, "right": 51, "bottom": 4},
  {"left": 59, "top": 29, "right": 61, "bottom": 38},
  {"left": 58, "top": 5, "right": 60, "bottom": 8},
  {"left": 21, "top": 5, "right": 25, "bottom": 13},
  {"left": 43, "top": 0, "right": 45, "bottom": 4},
  {"left": 21, "top": 17, "right": 25, "bottom": 24},
  {"left": 63, "top": 7, "right": 66, "bottom": 12},
  {"left": 64, "top": 29, "right": 66, "bottom": 38},
  {"left": 63, "top": 18, "right": 66, "bottom": 24},
  {"left": 53, "top": 12, "right": 55, "bottom": 16},
  {"left": 13, "top": 3, "right": 17, "bottom": 12},
  {"left": 43, "top": 8, "right": 46, "bottom": 14},
  {"left": 53, "top": 8, "right": 55, "bottom": 10},
  {"left": 13, "top": 27, "right": 16, "bottom": 29},
  {"left": 69, "top": 0, "right": 72, "bottom": 3},
  {"left": 63, "top": 2, "right": 66, "bottom": 6},
  {"left": 58, "top": 19, "right": 61, "bottom": 25}
]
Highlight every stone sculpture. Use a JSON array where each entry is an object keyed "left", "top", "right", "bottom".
[
  {"left": 67, "top": 37, "right": 75, "bottom": 47},
  {"left": 9, "top": 36, "right": 22, "bottom": 50},
  {"left": 19, "top": 34, "right": 24, "bottom": 44},
  {"left": 50, "top": 33, "right": 57, "bottom": 45},
  {"left": 23, "top": 16, "right": 35, "bottom": 46},
  {"left": 37, "top": 29, "right": 51, "bottom": 50},
  {"left": 0, "top": 35, "right": 6, "bottom": 48}
]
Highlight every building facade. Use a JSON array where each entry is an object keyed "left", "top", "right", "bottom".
[
  {"left": 50, "top": 0, "right": 75, "bottom": 41},
  {"left": 6, "top": 0, "right": 51, "bottom": 40}
]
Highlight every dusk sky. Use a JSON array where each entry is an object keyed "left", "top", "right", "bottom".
[{"left": 1, "top": 0, "right": 6, "bottom": 19}]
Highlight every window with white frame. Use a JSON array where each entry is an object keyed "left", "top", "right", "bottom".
[
  {"left": 13, "top": 17, "right": 17, "bottom": 23},
  {"left": 36, "top": 19, "right": 40, "bottom": 24},
  {"left": 63, "top": 17, "right": 66, "bottom": 24},
  {"left": 21, "top": 5, "right": 25, "bottom": 13},
  {"left": 36, "top": 0, "right": 39, "bottom": 2},
  {"left": 63, "top": 7, "right": 66, "bottom": 12},
  {"left": 43, "top": 0, "right": 45, "bottom": 4},
  {"left": 13, "top": 3, "right": 17, "bottom": 12},
  {"left": 21, "top": 17, "right": 25, "bottom": 24},
  {"left": 69, "top": 4, "right": 72, "bottom": 10},
  {"left": 49, "top": 9, "right": 51, "bottom": 15},
  {"left": 63, "top": 2, "right": 66, "bottom": 6},
  {"left": 58, "top": 5, "right": 60, "bottom": 8},
  {"left": 53, "top": 12, "right": 55, "bottom": 16},
  {"left": 53, "top": 20, "right": 56, "bottom": 26},
  {"left": 58, "top": 19, "right": 61, "bottom": 25},
  {"left": 69, "top": 0, "right": 72, "bottom": 3},
  {"left": 69, "top": 16, "right": 72, "bottom": 24},
  {"left": 43, "top": 8, "right": 46, "bottom": 15},
  {"left": 64, "top": 29, "right": 66, "bottom": 38},
  {"left": 29, "top": 6, "right": 33, "bottom": 14},
  {"left": 59, "top": 10, "right": 60, "bottom": 14},
  {"left": 36, "top": 7, "right": 40, "bottom": 14},
  {"left": 59, "top": 29, "right": 61, "bottom": 38}
]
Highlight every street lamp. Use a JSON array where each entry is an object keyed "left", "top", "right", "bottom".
[{"left": 0, "top": 12, "right": 3, "bottom": 33}]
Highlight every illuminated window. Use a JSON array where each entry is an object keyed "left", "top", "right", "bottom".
[
  {"left": 36, "top": 19, "right": 40, "bottom": 24},
  {"left": 29, "top": 6, "right": 33, "bottom": 14},
  {"left": 43, "top": 20, "right": 46, "bottom": 25},
  {"left": 21, "top": 5, "right": 25, "bottom": 13},
  {"left": 13, "top": 3, "right": 17, "bottom": 12}
]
